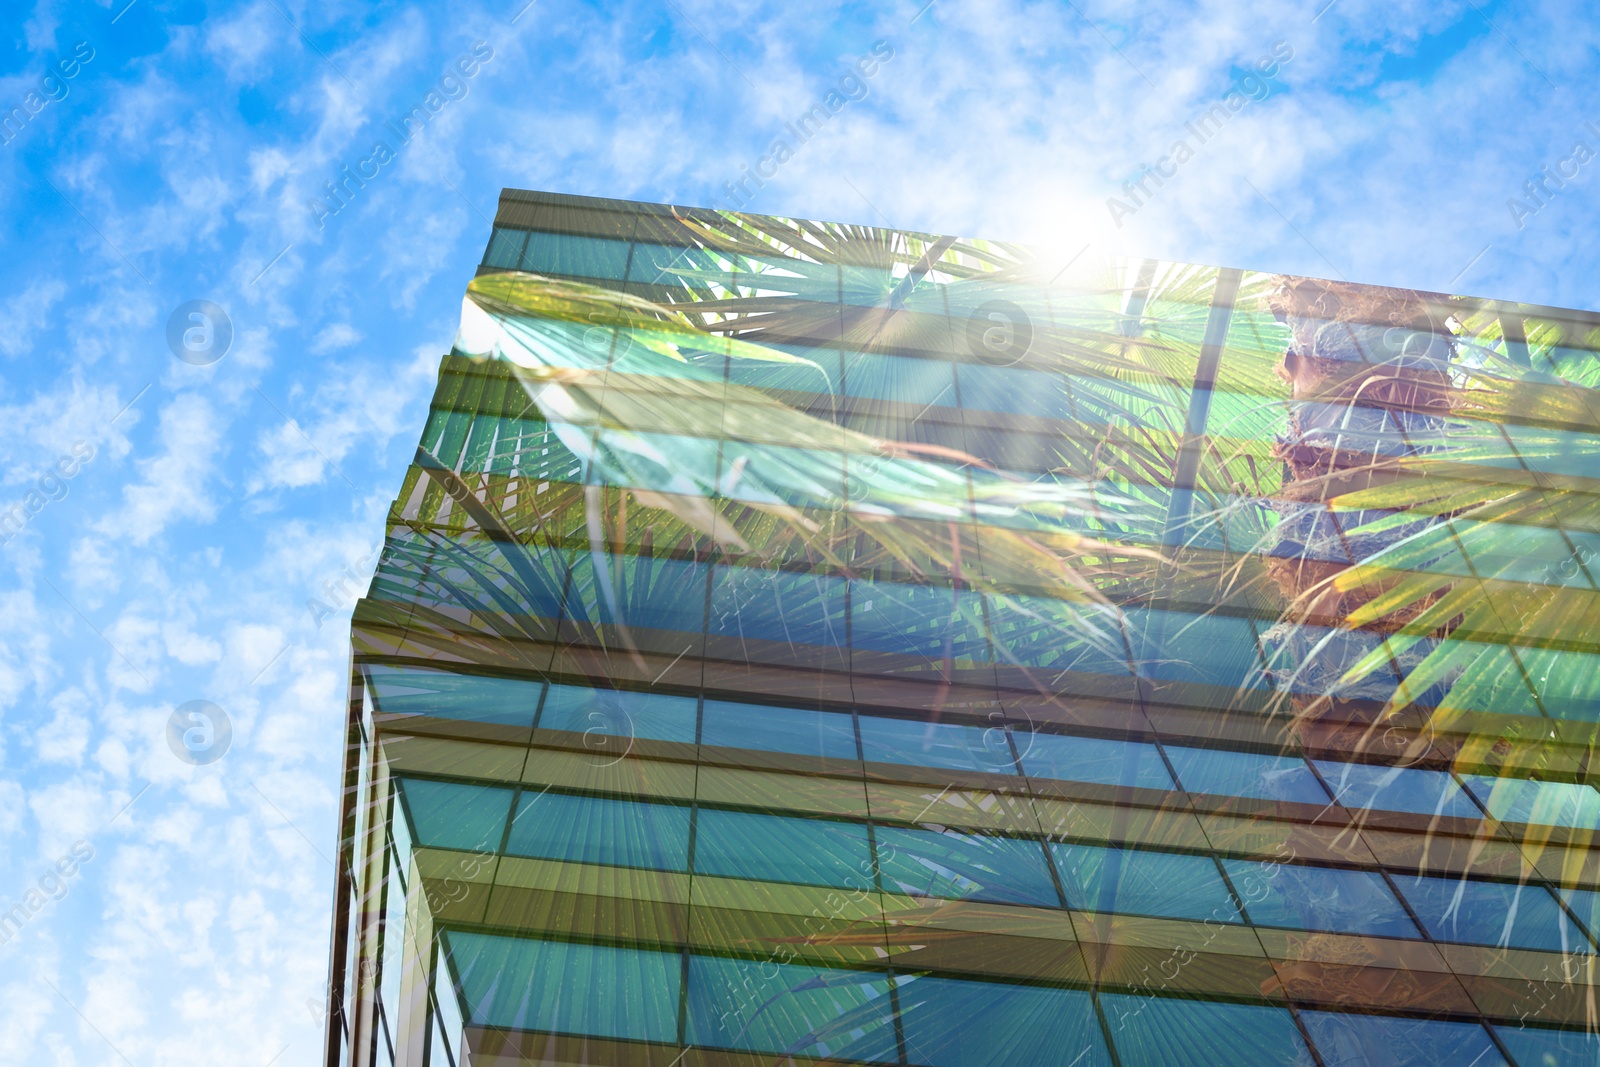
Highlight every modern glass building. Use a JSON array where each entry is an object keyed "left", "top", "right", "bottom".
[{"left": 323, "top": 188, "right": 1600, "bottom": 1066}]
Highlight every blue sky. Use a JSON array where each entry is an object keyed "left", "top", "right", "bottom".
[{"left": 1, "top": 0, "right": 1596, "bottom": 1062}]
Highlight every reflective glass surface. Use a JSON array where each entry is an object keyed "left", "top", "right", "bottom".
[
  {"left": 1300, "top": 1011, "right": 1507, "bottom": 1067},
  {"left": 1054, "top": 844, "right": 1240, "bottom": 922},
  {"left": 1021, "top": 732, "right": 1175, "bottom": 791},
  {"left": 1167, "top": 745, "right": 1331, "bottom": 805},
  {"left": 693, "top": 809, "right": 872, "bottom": 888},
  {"left": 1397, "top": 875, "right": 1592, "bottom": 953},
  {"left": 875, "top": 826, "right": 1059, "bottom": 907},
  {"left": 506, "top": 791, "right": 691, "bottom": 871},
  {"left": 1224, "top": 859, "right": 1420, "bottom": 939},
  {"left": 397, "top": 778, "right": 513, "bottom": 854},
  {"left": 700, "top": 699, "right": 858, "bottom": 760},
  {"left": 857, "top": 716, "right": 1018, "bottom": 775}
]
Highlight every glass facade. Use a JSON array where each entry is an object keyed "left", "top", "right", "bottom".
[{"left": 323, "top": 189, "right": 1600, "bottom": 1066}]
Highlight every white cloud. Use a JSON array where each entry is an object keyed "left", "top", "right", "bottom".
[
  {"left": 0, "top": 279, "right": 67, "bottom": 359},
  {"left": 249, "top": 345, "right": 437, "bottom": 493},
  {"left": 94, "top": 392, "right": 224, "bottom": 546}
]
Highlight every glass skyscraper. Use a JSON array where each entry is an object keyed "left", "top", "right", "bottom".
[{"left": 323, "top": 188, "right": 1600, "bottom": 1066}]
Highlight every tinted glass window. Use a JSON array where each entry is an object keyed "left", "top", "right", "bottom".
[
  {"left": 1561, "top": 887, "right": 1600, "bottom": 942},
  {"left": 1053, "top": 844, "right": 1239, "bottom": 923},
  {"left": 1167, "top": 745, "right": 1330, "bottom": 805},
  {"left": 520, "top": 232, "right": 630, "bottom": 280},
  {"left": 956, "top": 363, "right": 1071, "bottom": 420},
  {"left": 1020, "top": 733, "right": 1174, "bottom": 791},
  {"left": 843, "top": 351, "right": 957, "bottom": 407},
  {"left": 1100, "top": 995, "right": 1312, "bottom": 1066},
  {"left": 1130, "top": 608, "right": 1265, "bottom": 689},
  {"left": 1494, "top": 1023, "right": 1600, "bottom": 1067},
  {"left": 1397, "top": 874, "right": 1589, "bottom": 953},
  {"left": 626, "top": 242, "right": 732, "bottom": 288},
  {"left": 539, "top": 684, "right": 698, "bottom": 744},
  {"left": 686, "top": 956, "right": 897, "bottom": 1060},
  {"left": 481, "top": 226, "right": 527, "bottom": 269},
  {"left": 700, "top": 700, "right": 857, "bottom": 760},
  {"left": 694, "top": 809, "right": 872, "bottom": 889},
  {"left": 1225, "top": 859, "right": 1419, "bottom": 939},
  {"left": 875, "top": 826, "right": 1058, "bottom": 908},
  {"left": 898, "top": 976, "right": 1113, "bottom": 1067},
  {"left": 1462, "top": 775, "right": 1600, "bottom": 830},
  {"left": 506, "top": 791, "right": 691, "bottom": 872},
  {"left": 397, "top": 778, "right": 512, "bottom": 854},
  {"left": 708, "top": 566, "right": 847, "bottom": 649},
  {"left": 1301, "top": 1012, "right": 1506, "bottom": 1067},
  {"left": 1314, "top": 760, "right": 1480, "bottom": 819},
  {"left": 446, "top": 931, "right": 680, "bottom": 1042},
  {"left": 858, "top": 715, "right": 1018, "bottom": 775},
  {"left": 852, "top": 581, "right": 990, "bottom": 662},
  {"left": 565, "top": 551, "right": 708, "bottom": 635},
  {"left": 367, "top": 666, "right": 543, "bottom": 728}
]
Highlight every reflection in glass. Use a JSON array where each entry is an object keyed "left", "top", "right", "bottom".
[
  {"left": 700, "top": 700, "right": 858, "bottom": 760},
  {"left": 858, "top": 716, "right": 1017, "bottom": 774},
  {"left": 506, "top": 791, "right": 691, "bottom": 871},
  {"left": 1397, "top": 874, "right": 1592, "bottom": 953},
  {"left": 1053, "top": 843, "right": 1239, "bottom": 922},
  {"left": 1166, "top": 746, "right": 1330, "bottom": 805},
  {"left": 1300, "top": 1011, "right": 1506, "bottom": 1067},
  {"left": 897, "top": 976, "right": 1114, "bottom": 1067},
  {"left": 874, "top": 826, "right": 1058, "bottom": 907},
  {"left": 1223, "top": 859, "right": 1419, "bottom": 939},
  {"left": 693, "top": 809, "right": 872, "bottom": 888}
]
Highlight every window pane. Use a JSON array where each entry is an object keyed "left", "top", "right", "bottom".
[
  {"left": 397, "top": 778, "right": 512, "bottom": 854},
  {"left": 506, "top": 791, "right": 691, "bottom": 871},
  {"left": 842, "top": 351, "right": 957, "bottom": 407},
  {"left": 686, "top": 956, "right": 897, "bottom": 1061},
  {"left": 1130, "top": 609, "right": 1265, "bottom": 688},
  {"left": 1166, "top": 746, "right": 1330, "bottom": 805},
  {"left": 538, "top": 684, "right": 698, "bottom": 744},
  {"left": 1560, "top": 887, "right": 1600, "bottom": 942},
  {"left": 1224, "top": 859, "right": 1418, "bottom": 939},
  {"left": 1020, "top": 733, "right": 1174, "bottom": 791},
  {"left": 1301, "top": 1012, "right": 1506, "bottom": 1067},
  {"left": 627, "top": 241, "right": 732, "bottom": 288},
  {"left": 708, "top": 566, "right": 848, "bottom": 650},
  {"left": 956, "top": 363, "right": 1071, "bottom": 420},
  {"left": 1397, "top": 874, "right": 1588, "bottom": 952},
  {"left": 1100, "top": 995, "right": 1313, "bottom": 1066},
  {"left": 1313, "top": 760, "right": 1480, "bottom": 819},
  {"left": 1052, "top": 844, "right": 1239, "bottom": 923},
  {"left": 1462, "top": 775, "right": 1600, "bottom": 830},
  {"left": 482, "top": 226, "right": 527, "bottom": 269},
  {"left": 851, "top": 581, "right": 990, "bottom": 662},
  {"left": 367, "top": 666, "right": 543, "bottom": 729},
  {"left": 563, "top": 552, "right": 708, "bottom": 635},
  {"left": 694, "top": 809, "right": 872, "bottom": 888},
  {"left": 700, "top": 700, "right": 857, "bottom": 760},
  {"left": 898, "top": 976, "right": 1113, "bottom": 1067},
  {"left": 875, "top": 826, "right": 1058, "bottom": 907},
  {"left": 519, "top": 232, "right": 630, "bottom": 280},
  {"left": 718, "top": 440, "right": 846, "bottom": 509},
  {"left": 858, "top": 715, "right": 1018, "bottom": 775},
  {"left": 446, "top": 931, "right": 680, "bottom": 1043},
  {"left": 1494, "top": 1023, "right": 1600, "bottom": 1066}
]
